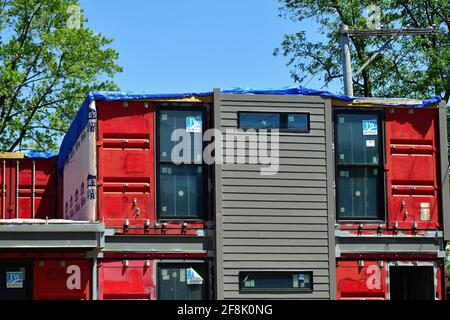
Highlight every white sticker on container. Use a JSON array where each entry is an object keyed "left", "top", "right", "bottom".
[
  {"left": 162, "top": 206, "right": 167, "bottom": 212},
  {"left": 167, "top": 167, "right": 172, "bottom": 174},
  {"left": 366, "top": 140, "right": 375, "bottom": 147},
  {"left": 340, "top": 207, "right": 346, "bottom": 213},
  {"left": 172, "top": 272, "right": 177, "bottom": 278},
  {"left": 161, "top": 114, "right": 168, "bottom": 121},
  {"left": 162, "top": 151, "right": 167, "bottom": 157},
  {"left": 373, "top": 156, "right": 378, "bottom": 164},
  {"left": 162, "top": 167, "right": 168, "bottom": 174},
  {"left": 340, "top": 154, "right": 345, "bottom": 160},
  {"left": 162, "top": 275, "right": 170, "bottom": 280},
  {"left": 162, "top": 270, "right": 168, "bottom": 276},
  {"left": 339, "top": 117, "right": 345, "bottom": 124},
  {"left": 355, "top": 191, "right": 361, "bottom": 197},
  {"left": 178, "top": 190, "right": 184, "bottom": 197},
  {"left": 288, "top": 115, "right": 295, "bottom": 122},
  {"left": 180, "top": 269, "right": 186, "bottom": 283},
  {"left": 420, "top": 203, "right": 431, "bottom": 221},
  {"left": 373, "top": 168, "right": 378, "bottom": 175}
]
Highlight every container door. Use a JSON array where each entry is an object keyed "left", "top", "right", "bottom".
[
  {"left": 336, "top": 260, "right": 387, "bottom": 300},
  {"left": 33, "top": 260, "right": 90, "bottom": 300},
  {"left": 0, "top": 159, "right": 10, "bottom": 220},
  {"left": 385, "top": 108, "right": 439, "bottom": 229},
  {"left": 97, "top": 101, "right": 155, "bottom": 229},
  {"left": 98, "top": 260, "right": 154, "bottom": 300},
  {"left": 389, "top": 266, "right": 434, "bottom": 300},
  {"left": 0, "top": 261, "right": 32, "bottom": 300},
  {"left": 17, "top": 159, "right": 57, "bottom": 219}
]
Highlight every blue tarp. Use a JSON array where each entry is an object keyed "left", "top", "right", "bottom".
[
  {"left": 57, "top": 86, "right": 442, "bottom": 172},
  {"left": 25, "top": 152, "right": 57, "bottom": 159}
]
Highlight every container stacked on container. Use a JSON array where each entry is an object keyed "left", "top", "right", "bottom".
[
  {"left": 58, "top": 92, "right": 214, "bottom": 300},
  {"left": 0, "top": 152, "right": 99, "bottom": 300},
  {"left": 333, "top": 99, "right": 449, "bottom": 300}
]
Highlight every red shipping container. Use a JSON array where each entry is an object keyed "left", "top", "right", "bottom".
[
  {"left": 98, "top": 260, "right": 154, "bottom": 300},
  {"left": 0, "top": 156, "right": 57, "bottom": 220},
  {"left": 33, "top": 260, "right": 91, "bottom": 300},
  {"left": 385, "top": 108, "right": 440, "bottom": 229},
  {"left": 337, "top": 259, "right": 444, "bottom": 300}
]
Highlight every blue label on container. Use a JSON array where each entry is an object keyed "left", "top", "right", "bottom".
[
  {"left": 6, "top": 272, "right": 23, "bottom": 289},
  {"left": 362, "top": 120, "right": 378, "bottom": 135},
  {"left": 186, "top": 117, "right": 202, "bottom": 133}
]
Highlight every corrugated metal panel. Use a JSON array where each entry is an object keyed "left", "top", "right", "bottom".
[
  {"left": 97, "top": 101, "right": 155, "bottom": 230},
  {"left": 385, "top": 108, "right": 440, "bottom": 230},
  {"left": 215, "top": 93, "right": 333, "bottom": 300},
  {"left": 0, "top": 158, "right": 57, "bottom": 220},
  {"left": 33, "top": 260, "right": 91, "bottom": 300},
  {"left": 98, "top": 260, "right": 154, "bottom": 300}
]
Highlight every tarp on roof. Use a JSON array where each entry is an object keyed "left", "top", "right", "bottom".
[
  {"left": 57, "top": 86, "right": 442, "bottom": 172},
  {"left": 25, "top": 151, "right": 57, "bottom": 159}
]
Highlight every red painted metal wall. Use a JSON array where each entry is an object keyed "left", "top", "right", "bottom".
[
  {"left": 336, "top": 259, "right": 444, "bottom": 300},
  {"left": 33, "top": 260, "right": 91, "bottom": 300},
  {"left": 98, "top": 260, "right": 155, "bottom": 300},
  {"left": 385, "top": 108, "right": 440, "bottom": 230},
  {"left": 96, "top": 101, "right": 155, "bottom": 230},
  {"left": 0, "top": 158, "right": 57, "bottom": 220}
]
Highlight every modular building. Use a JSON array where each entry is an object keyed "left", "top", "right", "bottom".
[{"left": 0, "top": 86, "right": 447, "bottom": 300}]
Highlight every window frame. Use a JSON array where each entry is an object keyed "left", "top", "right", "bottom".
[
  {"left": 237, "top": 111, "right": 310, "bottom": 133},
  {"left": 155, "top": 105, "right": 208, "bottom": 221},
  {"left": 238, "top": 271, "right": 314, "bottom": 293},
  {"left": 334, "top": 109, "right": 386, "bottom": 222},
  {"left": 156, "top": 262, "right": 209, "bottom": 300}
]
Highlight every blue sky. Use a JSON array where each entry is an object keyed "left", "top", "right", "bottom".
[{"left": 79, "top": 0, "right": 341, "bottom": 94}]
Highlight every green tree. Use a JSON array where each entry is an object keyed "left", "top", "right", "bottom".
[
  {"left": 0, "top": 0, "right": 122, "bottom": 152},
  {"left": 274, "top": 0, "right": 449, "bottom": 100}
]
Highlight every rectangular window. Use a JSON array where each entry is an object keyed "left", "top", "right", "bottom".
[
  {"left": 158, "top": 264, "right": 207, "bottom": 300},
  {"left": 159, "top": 165, "right": 204, "bottom": 218},
  {"left": 157, "top": 106, "right": 206, "bottom": 219},
  {"left": 335, "top": 111, "right": 384, "bottom": 220},
  {"left": 239, "top": 271, "right": 313, "bottom": 292},
  {"left": 238, "top": 112, "right": 309, "bottom": 132}
]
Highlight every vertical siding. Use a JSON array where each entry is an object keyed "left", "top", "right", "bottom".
[{"left": 214, "top": 93, "right": 334, "bottom": 300}]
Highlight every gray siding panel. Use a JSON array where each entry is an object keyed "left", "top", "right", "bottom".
[{"left": 215, "top": 93, "right": 333, "bottom": 300}]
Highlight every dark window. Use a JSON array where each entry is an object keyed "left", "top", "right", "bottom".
[
  {"left": 335, "top": 111, "right": 384, "bottom": 220},
  {"left": 159, "top": 110, "right": 203, "bottom": 163},
  {"left": 239, "top": 272, "right": 313, "bottom": 292},
  {"left": 159, "top": 165, "right": 204, "bottom": 218},
  {"left": 158, "top": 264, "right": 208, "bottom": 300},
  {"left": 238, "top": 112, "right": 309, "bottom": 132},
  {"left": 157, "top": 107, "right": 206, "bottom": 220}
]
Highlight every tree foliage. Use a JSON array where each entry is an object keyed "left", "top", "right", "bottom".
[
  {"left": 0, "top": 0, "right": 122, "bottom": 152},
  {"left": 275, "top": 0, "right": 449, "bottom": 101}
]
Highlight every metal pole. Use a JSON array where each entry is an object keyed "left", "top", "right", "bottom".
[
  {"left": 2, "top": 160, "right": 5, "bottom": 220},
  {"left": 15, "top": 160, "right": 19, "bottom": 219},
  {"left": 92, "top": 255, "right": 98, "bottom": 300},
  {"left": 340, "top": 23, "right": 354, "bottom": 97},
  {"left": 32, "top": 160, "right": 35, "bottom": 219}
]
